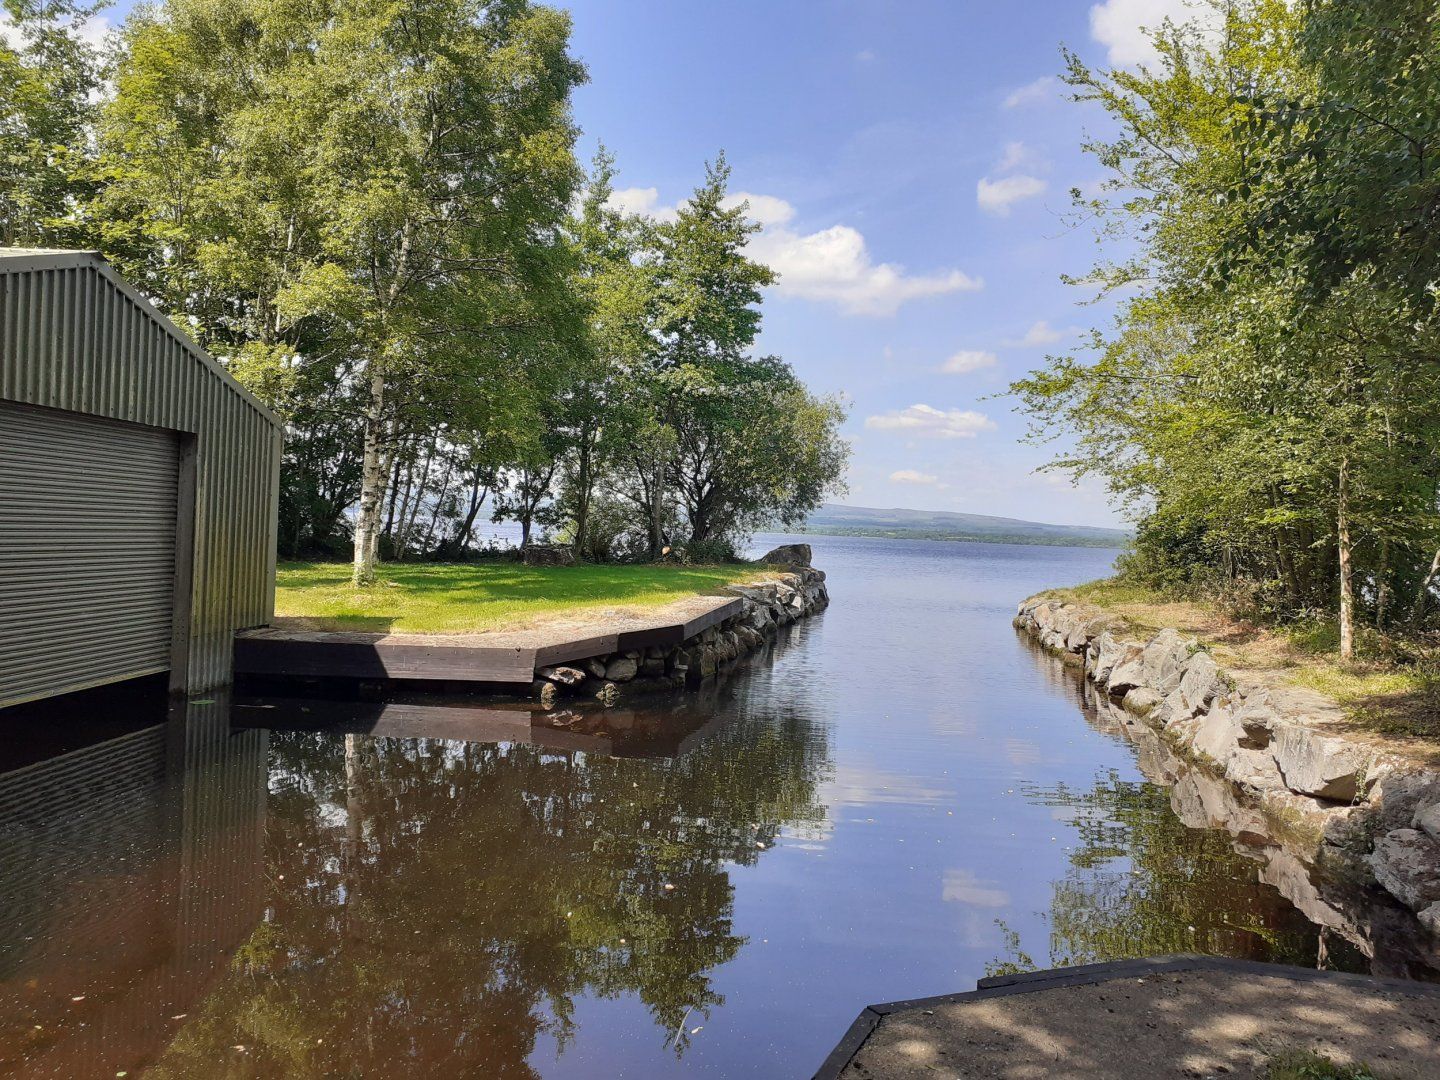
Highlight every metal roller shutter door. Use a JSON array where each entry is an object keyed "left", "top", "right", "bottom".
[{"left": 0, "top": 402, "right": 180, "bottom": 707}]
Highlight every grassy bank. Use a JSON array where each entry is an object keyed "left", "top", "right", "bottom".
[
  {"left": 1044, "top": 578, "right": 1440, "bottom": 748},
  {"left": 274, "top": 561, "right": 773, "bottom": 634}
]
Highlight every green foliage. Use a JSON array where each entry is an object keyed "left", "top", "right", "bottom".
[
  {"left": 0, "top": 0, "right": 107, "bottom": 246},
  {"left": 1014, "top": 0, "right": 1440, "bottom": 653},
  {"left": 9, "top": 8, "right": 848, "bottom": 566}
]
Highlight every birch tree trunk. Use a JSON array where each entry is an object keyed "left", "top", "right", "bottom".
[
  {"left": 352, "top": 369, "right": 387, "bottom": 586},
  {"left": 1411, "top": 546, "right": 1440, "bottom": 623},
  {"left": 1338, "top": 456, "right": 1355, "bottom": 661}
]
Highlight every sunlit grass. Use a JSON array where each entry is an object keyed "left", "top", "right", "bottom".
[
  {"left": 1043, "top": 576, "right": 1440, "bottom": 748},
  {"left": 274, "top": 560, "right": 773, "bottom": 634}
]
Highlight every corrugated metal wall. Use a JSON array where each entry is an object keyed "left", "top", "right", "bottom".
[{"left": 0, "top": 250, "right": 283, "bottom": 696}]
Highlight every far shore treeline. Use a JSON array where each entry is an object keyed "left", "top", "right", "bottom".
[
  {"left": 1, "top": 0, "right": 848, "bottom": 584},
  {"left": 1013, "top": 1, "right": 1440, "bottom": 660}
]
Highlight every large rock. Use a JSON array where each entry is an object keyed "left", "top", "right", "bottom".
[
  {"left": 1121, "top": 686, "right": 1163, "bottom": 717},
  {"left": 538, "top": 665, "right": 586, "bottom": 687},
  {"left": 1105, "top": 644, "right": 1149, "bottom": 694},
  {"left": 604, "top": 656, "right": 639, "bottom": 683},
  {"left": 1230, "top": 692, "right": 1280, "bottom": 749},
  {"left": 1088, "top": 632, "right": 1123, "bottom": 685},
  {"left": 1168, "top": 651, "right": 1226, "bottom": 720},
  {"left": 1415, "top": 802, "right": 1440, "bottom": 844},
  {"left": 522, "top": 543, "right": 575, "bottom": 567},
  {"left": 1190, "top": 706, "right": 1241, "bottom": 765},
  {"left": 761, "top": 543, "right": 812, "bottom": 567},
  {"left": 1272, "top": 723, "right": 1373, "bottom": 801},
  {"left": 1369, "top": 828, "right": 1440, "bottom": 912},
  {"left": 1139, "top": 628, "right": 1192, "bottom": 696}
]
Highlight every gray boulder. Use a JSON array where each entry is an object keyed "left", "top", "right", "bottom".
[
  {"left": 1139, "top": 628, "right": 1192, "bottom": 695},
  {"left": 538, "top": 665, "right": 586, "bottom": 687},
  {"left": 1121, "top": 686, "right": 1163, "bottom": 717},
  {"left": 1272, "top": 724, "right": 1372, "bottom": 801},
  {"left": 1369, "top": 828, "right": 1440, "bottom": 912},
  {"left": 604, "top": 656, "right": 639, "bottom": 683},
  {"left": 1415, "top": 802, "right": 1440, "bottom": 844},
  {"left": 761, "top": 543, "right": 812, "bottom": 567},
  {"left": 1105, "top": 644, "right": 1149, "bottom": 694}
]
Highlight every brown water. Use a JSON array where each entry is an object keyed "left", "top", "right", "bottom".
[{"left": 1, "top": 534, "right": 1435, "bottom": 1079}]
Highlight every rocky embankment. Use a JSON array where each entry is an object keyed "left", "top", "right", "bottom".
[
  {"left": 1016, "top": 596, "right": 1440, "bottom": 940},
  {"left": 532, "top": 544, "right": 828, "bottom": 707}
]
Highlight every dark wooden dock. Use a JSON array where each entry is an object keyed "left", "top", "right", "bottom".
[{"left": 233, "top": 595, "right": 744, "bottom": 687}]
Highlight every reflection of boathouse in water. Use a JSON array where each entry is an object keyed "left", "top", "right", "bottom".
[{"left": 0, "top": 690, "right": 268, "bottom": 1078}]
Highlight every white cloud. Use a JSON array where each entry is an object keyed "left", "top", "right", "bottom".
[
  {"left": 865, "top": 404, "right": 997, "bottom": 440},
  {"left": 890, "top": 469, "right": 941, "bottom": 486},
  {"left": 1006, "top": 320, "right": 1081, "bottom": 348},
  {"left": 605, "top": 186, "right": 678, "bottom": 223},
  {"left": 1004, "top": 76, "right": 1059, "bottom": 109},
  {"left": 0, "top": 10, "right": 112, "bottom": 52},
  {"left": 856, "top": 48, "right": 876, "bottom": 64},
  {"left": 939, "top": 349, "right": 997, "bottom": 375},
  {"left": 996, "top": 141, "right": 1037, "bottom": 173},
  {"left": 942, "top": 869, "right": 1010, "bottom": 908},
  {"left": 1090, "top": 0, "right": 1221, "bottom": 68},
  {"left": 607, "top": 186, "right": 982, "bottom": 317},
  {"left": 725, "top": 191, "right": 983, "bottom": 317},
  {"left": 977, "top": 174, "right": 1047, "bottom": 217}
]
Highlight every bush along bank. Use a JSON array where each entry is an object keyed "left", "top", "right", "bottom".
[
  {"left": 532, "top": 545, "right": 828, "bottom": 708},
  {"left": 1016, "top": 596, "right": 1440, "bottom": 939}
]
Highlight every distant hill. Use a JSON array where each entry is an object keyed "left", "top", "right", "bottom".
[{"left": 796, "top": 504, "right": 1130, "bottom": 549}]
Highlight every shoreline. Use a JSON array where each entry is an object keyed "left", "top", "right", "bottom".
[{"left": 1015, "top": 594, "right": 1440, "bottom": 942}]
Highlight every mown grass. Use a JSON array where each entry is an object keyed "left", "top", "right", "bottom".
[
  {"left": 1044, "top": 577, "right": 1440, "bottom": 749},
  {"left": 273, "top": 560, "right": 773, "bottom": 634}
]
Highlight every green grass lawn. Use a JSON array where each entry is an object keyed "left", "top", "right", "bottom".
[{"left": 273, "top": 560, "right": 773, "bottom": 634}]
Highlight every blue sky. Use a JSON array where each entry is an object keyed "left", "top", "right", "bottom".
[
  {"left": 565, "top": 0, "right": 1196, "bottom": 528},
  {"left": 78, "top": 0, "right": 1200, "bottom": 528}
]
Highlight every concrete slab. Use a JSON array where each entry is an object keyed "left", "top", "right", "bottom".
[{"left": 818, "top": 956, "right": 1440, "bottom": 1079}]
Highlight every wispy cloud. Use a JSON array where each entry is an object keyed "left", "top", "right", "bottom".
[
  {"left": 1003, "top": 76, "right": 1059, "bottom": 109},
  {"left": 939, "top": 349, "right": 998, "bottom": 375},
  {"left": 890, "top": 469, "right": 942, "bottom": 486},
  {"left": 977, "top": 174, "right": 1047, "bottom": 217},
  {"left": 1005, "top": 320, "right": 1081, "bottom": 348},
  {"left": 1090, "top": 0, "right": 1221, "bottom": 68},
  {"left": 610, "top": 185, "right": 982, "bottom": 317},
  {"left": 865, "top": 404, "right": 997, "bottom": 440}
]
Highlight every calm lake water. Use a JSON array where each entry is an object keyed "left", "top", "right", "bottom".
[{"left": 1, "top": 534, "right": 1432, "bottom": 1078}]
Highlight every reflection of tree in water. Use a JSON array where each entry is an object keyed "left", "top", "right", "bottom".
[
  {"left": 990, "top": 770, "right": 1347, "bottom": 976},
  {"left": 149, "top": 709, "right": 829, "bottom": 1077}
]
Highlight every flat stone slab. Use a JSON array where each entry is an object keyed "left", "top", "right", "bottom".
[{"left": 818, "top": 956, "right": 1440, "bottom": 1079}]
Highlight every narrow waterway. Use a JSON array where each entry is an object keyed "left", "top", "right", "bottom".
[{"left": 1, "top": 534, "right": 1433, "bottom": 1079}]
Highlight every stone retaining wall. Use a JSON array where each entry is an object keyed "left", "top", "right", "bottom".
[
  {"left": 1016, "top": 595, "right": 1440, "bottom": 939},
  {"left": 533, "top": 556, "right": 828, "bottom": 708}
]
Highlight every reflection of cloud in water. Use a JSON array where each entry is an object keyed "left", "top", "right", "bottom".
[
  {"left": 942, "top": 869, "right": 1010, "bottom": 908},
  {"left": 820, "top": 762, "right": 952, "bottom": 809},
  {"left": 929, "top": 709, "right": 976, "bottom": 737},
  {"left": 1005, "top": 738, "right": 1044, "bottom": 767}
]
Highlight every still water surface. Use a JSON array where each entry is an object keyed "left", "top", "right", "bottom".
[{"left": 0, "top": 535, "right": 1428, "bottom": 1078}]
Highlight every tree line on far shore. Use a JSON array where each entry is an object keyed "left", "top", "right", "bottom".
[
  {"left": 1013, "top": 0, "right": 1440, "bottom": 659},
  {"left": 2, "top": 0, "right": 848, "bottom": 582}
]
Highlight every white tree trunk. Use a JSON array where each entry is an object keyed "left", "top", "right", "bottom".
[
  {"left": 1338, "top": 456, "right": 1355, "bottom": 661},
  {"left": 352, "top": 370, "right": 387, "bottom": 586}
]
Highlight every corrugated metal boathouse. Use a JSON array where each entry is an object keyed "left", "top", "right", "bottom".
[{"left": 0, "top": 249, "right": 283, "bottom": 708}]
